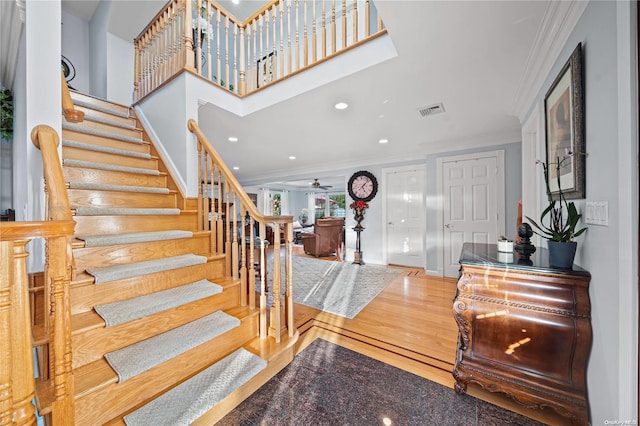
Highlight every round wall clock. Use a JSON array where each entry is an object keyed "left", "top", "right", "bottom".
[{"left": 348, "top": 170, "right": 378, "bottom": 202}]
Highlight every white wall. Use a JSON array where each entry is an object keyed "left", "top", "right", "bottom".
[
  {"left": 106, "top": 32, "right": 134, "bottom": 105},
  {"left": 522, "top": 1, "right": 638, "bottom": 422},
  {"left": 62, "top": 10, "right": 90, "bottom": 93},
  {"left": 89, "top": 0, "right": 110, "bottom": 98},
  {"left": 14, "top": 0, "right": 62, "bottom": 271}
]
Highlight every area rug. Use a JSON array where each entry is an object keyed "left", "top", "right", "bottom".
[
  {"left": 218, "top": 338, "right": 544, "bottom": 426},
  {"left": 267, "top": 256, "right": 402, "bottom": 319}
]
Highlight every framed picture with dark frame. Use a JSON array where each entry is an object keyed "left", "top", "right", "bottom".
[{"left": 544, "top": 42, "right": 585, "bottom": 200}]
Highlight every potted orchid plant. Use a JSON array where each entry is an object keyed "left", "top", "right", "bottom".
[{"left": 525, "top": 150, "right": 587, "bottom": 268}]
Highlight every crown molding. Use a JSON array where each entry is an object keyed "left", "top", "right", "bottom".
[{"left": 512, "top": 0, "right": 589, "bottom": 121}]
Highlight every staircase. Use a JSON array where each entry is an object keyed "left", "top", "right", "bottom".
[{"left": 31, "top": 92, "right": 297, "bottom": 425}]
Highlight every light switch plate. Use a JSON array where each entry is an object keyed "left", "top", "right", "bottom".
[{"left": 584, "top": 201, "right": 609, "bottom": 226}]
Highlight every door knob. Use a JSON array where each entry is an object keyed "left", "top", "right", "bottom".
[{"left": 445, "top": 224, "right": 452, "bottom": 229}]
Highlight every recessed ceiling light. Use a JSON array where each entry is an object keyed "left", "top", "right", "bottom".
[
  {"left": 232, "top": 0, "right": 239, "bottom": 4},
  {"left": 289, "top": 156, "right": 296, "bottom": 160},
  {"left": 228, "top": 136, "right": 238, "bottom": 142},
  {"left": 233, "top": 166, "right": 239, "bottom": 170},
  {"left": 334, "top": 102, "right": 348, "bottom": 110},
  {"left": 379, "top": 138, "right": 389, "bottom": 144}
]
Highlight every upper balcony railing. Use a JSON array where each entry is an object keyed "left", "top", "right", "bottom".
[{"left": 134, "top": 0, "right": 385, "bottom": 101}]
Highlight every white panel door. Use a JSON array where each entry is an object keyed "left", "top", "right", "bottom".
[
  {"left": 443, "top": 156, "right": 499, "bottom": 277},
  {"left": 386, "top": 167, "right": 426, "bottom": 267}
]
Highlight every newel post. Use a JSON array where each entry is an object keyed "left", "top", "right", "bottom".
[
  {"left": 10, "top": 240, "right": 37, "bottom": 425},
  {"left": 0, "top": 240, "right": 13, "bottom": 425},
  {"left": 183, "top": 0, "right": 195, "bottom": 70}
]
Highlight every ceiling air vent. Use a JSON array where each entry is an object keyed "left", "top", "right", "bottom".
[{"left": 417, "top": 102, "right": 445, "bottom": 118}]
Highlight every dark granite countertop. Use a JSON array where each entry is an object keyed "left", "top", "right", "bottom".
[{"left": 458, "top": 242, "right": 590, "bottom": 278}]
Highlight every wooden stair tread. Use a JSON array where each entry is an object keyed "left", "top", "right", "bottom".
[
  {"left": 72, "top": 277, "right": 239, "bottom": 335},
  {"left": 72, "top": 315, "right": 259, "bottom": 425},
  {"left": 32, "top": 276, "right": 240, "bottom": 348},
  {"left": 74, "top": 310, "right": 257, "bottom": 400},
  {"left": 101, "top": 333, "right": 296, "bottom": 426},
  {"left": 72, "top": 272, "right": 95, "bottom": 287},
  {"left": 73, "top": 310, "right": 104, "bottom": 334}
]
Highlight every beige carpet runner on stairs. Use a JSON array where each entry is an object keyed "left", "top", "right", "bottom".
[
  {"left": 86, "top": 253, "right": 207, "bottom": 284},
  {"left": 105, "top": 310, "right": 241, "bottom": 383},
  {"left": 94, "top": 279, "right": 222, "bottom": 327},
  {"left": 124, "top": 348, "right": 267, "bottom": 426}
]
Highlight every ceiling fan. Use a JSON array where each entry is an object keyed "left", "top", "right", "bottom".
[{"left": 311, "top": 179, "right": 332, "bottom": 190}]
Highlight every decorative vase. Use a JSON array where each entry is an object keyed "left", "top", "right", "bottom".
[
  {"left": 547, "top": 241, "right": 577, "bottom": 269},
  {"left": 353, "top": 208, "right": 365, "bottom": 229}
]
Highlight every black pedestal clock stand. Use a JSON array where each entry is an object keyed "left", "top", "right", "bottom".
[
  {"left": 353, "top": 225, "right": 365, "bottom": 265},
  {"left": 347, "top": 170, "right": 378, "bottom": 266}
]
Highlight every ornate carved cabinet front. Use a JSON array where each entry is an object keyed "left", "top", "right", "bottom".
[{"left": 452, "top": 243, "right": 591, "bottom": 425}]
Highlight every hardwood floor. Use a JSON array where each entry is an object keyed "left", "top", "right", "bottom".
[{"left": 287, "top": 245, "right": 571, "bottom": 425}]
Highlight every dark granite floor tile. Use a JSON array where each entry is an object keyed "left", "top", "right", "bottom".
[
  {"left": 476, "top": 399, "right": 545, "bottom": 425},
  {"left": 214, "top": 408, "right": 249, "bottom": 426},
  {"left": 218, "top": 339, "right": 541, "bottom": 426}
]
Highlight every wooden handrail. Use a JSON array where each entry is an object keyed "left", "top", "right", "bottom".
[
  {"left": 188, "top": 119, "right": 292, "bottom": 225},
  {"left": 188, "top": 119, "right": 295, "bottom": 342},
  {"left": 61, "top": 71, "right": 84, "bottom": 123},
  {"left": 32, "top": 125, "right": 73, "bottom": 222}
]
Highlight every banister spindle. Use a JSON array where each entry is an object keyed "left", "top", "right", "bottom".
[
  {"left": 252, "top": 20, "right": 257, "bottom": 91},
  {"left": 365, "top": 0, "right": 370, "bottom": 36},
  {"left": 239, "top": 206, "right": 247, "bottom": 306},
  {"left": 195, "top": 0, "right": 202, "bottom": 74},
  {"left": 206, "top": 1, "right": 212, "bottom": 80},
  {"left": 239, "top": 25, "right": 246, "bottom": 95},
  {"left": 303, "top": 0, "right": 308, "bottom": 67},
  {"left": 331, "top": 0, "right": 336, "bottom": 54},
  {"left": 216, "top": 169, "right": 223, "bottom": 254},
  {"left": 322, "top": 0, "right": 327, "bottom": 58},
  {"left": 233, "top": 24, "right": 238, "bottom": 92},
  {"left": 341, "top": 0, "right": 347, "bottom": 49},
  {"left": 285, "top": 222, "right": 294, "bottom": 337},
  {"left": 271, "top": 6, "right": 276, "bottom": 81},
  {"left": 264, "top": 10, "right": 270, "bottom": 85},
  {"left": 312, "top": 0, "right": 317, "bottom": 62},
  {"left": 197, "top": 141, "right": 204, "bottom": 231},
  {"left": 258, "top": 14, "right": 264, "bottom": 85},
  {"left": 216, "top": 9, "right": 221, "bottom": 85},
  {"left": 224, "top": 15, "right": 230, "bottom": 89},
  {"left": 287, "top": 1, "right": 292, "bottom": 74},
  {"left": 231, "top": 192, "right": 238, "bottom": 280},
  {"left": 352, "top": 0, "right": 358, "bottom": 43},
  {"left": 259, "top": 222, "right": 267, "bottom": 338},
  {"left": 279, "top": 3, "right": 284, "bottom": 78},
  {"left": 294, "top": 0, "right": 299, "bottom": 70}
]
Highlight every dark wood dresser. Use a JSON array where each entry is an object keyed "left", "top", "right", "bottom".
[{"left": 453, "top": 243, "right": 591, "bottom": 425}]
